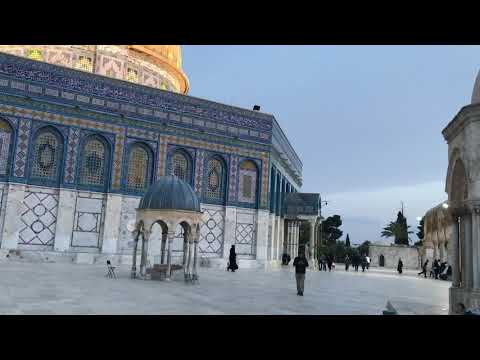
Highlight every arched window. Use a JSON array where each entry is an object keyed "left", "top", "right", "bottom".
[
  {"left": 79, "top": 136, "right": 108, "bottom": 188},
  {"left": 30, "top": 128, "right": 63, "bottom": 182},
  {"left": 204, "top": 157, "right": 226, "bottom": 202},
  {"left": 0, "top": 119, "right": 13, "bottom": 177},
  {"left": 238, "top": 160, "right": 258, "bottom": 205},
  {"left": 170, "top": 151, "right": 191, "bottom": 184},
  {"left": 126, "top": 144, "right": 152, "bottom": 192}
]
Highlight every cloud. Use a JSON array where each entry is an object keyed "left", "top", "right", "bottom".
[{"left": 323, "top": 180, "right": 447, "bottom": 243}]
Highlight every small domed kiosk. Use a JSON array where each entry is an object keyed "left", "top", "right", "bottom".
[{"left": 131, "top": 176, "right": 202, "bottom": 282}]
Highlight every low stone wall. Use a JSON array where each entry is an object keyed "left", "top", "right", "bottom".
[{"left": 369, "top": 244, "right": 420, "bottom": 270}]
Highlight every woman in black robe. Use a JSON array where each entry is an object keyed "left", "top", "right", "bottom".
[
  {"left": 397, "top": 258, "right": 403, "bottom": 274},
  {"left": 227, "top": 245, "right": 238, "bottom": 272}
]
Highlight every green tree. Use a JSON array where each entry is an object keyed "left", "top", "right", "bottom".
[
  {"left": 417, "top": 217, "right": 424, "bottom": 240},
  {"left": 322, "top": 215, "right": 343, "bottom": 246},
  {"left": 345, "top": 234, "right": 351, "bottom": 247},
  {"left": 381, "top": 211, "right": 413, "bottom": 245},
  {"left": 414, "top": 217, "right": 425, "bottom": 247},
  {"left": 357, "top": 241, "right": 370, "bottom": 256}
]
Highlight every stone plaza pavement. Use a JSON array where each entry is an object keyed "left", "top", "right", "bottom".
[{"left": 0, "top": 261, "right": 450, "bottom": 315}]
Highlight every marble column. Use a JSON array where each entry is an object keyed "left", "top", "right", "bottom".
[
  {"left": 166, "top": 231, "right": 175, "bottom": 280},
  {"left": 473, "top": 207, "right": 480, "bottom": 289},
  {"left": 139, "top": 230, "right": 149, "bottom": 277},
  {"left": 192, "top": 231, "right": 199, "bottom": 281},
  {"left": 185, "top": 234, "right": 193, "bottom": 280},
  {"left": 131, "top": 230, "right": 140, "bottom": 278},
  {"left": 451, "top": 216, "right": 460, "bottom": 287},
  {"left": 463, "top": 213, "right": 473, "bottom": 289},
  {"left": 309, "top": 219, "right": 317, "bottom": 269},
  {"left": 160, "top": 232, "right": 167, "bottom": 264}
]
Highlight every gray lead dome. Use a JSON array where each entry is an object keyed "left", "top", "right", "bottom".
[{"left": 138, "top": 176, "right": 201, "bottom": 212}]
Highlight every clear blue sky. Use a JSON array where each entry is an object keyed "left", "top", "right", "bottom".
[{"left": 183, "top": 45, "right": 480, "bottom": 244}]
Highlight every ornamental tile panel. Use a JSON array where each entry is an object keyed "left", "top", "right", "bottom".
[
  {"left": 194, "top": 149, "right": 205, "bottom": 195},
  {"left": 14, "top": 118, "right": 31, "bottom": 177},
  {"left": 64, "top": 127, "right": 80, "bottom": 183}
]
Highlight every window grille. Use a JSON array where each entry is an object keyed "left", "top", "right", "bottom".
[
  {"left": 171, "top": 152, "right": 189, "bottom": 182},
  {"left": 126, "top": 145, "right": 149, "bottom": 191},
  {"left": 205, "top": 158, "right": 223, "bottom": 200},
  {"left": 79, "top": 138, "right": 106, "bottom": 186},
  {"left": 31, "top": 131, "right": 61, "bottom": 180}
]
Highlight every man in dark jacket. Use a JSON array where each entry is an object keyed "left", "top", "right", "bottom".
[
  {"left": 293, "top": 253, "right": 309, "bottom": 296},
  {"left": 418, "top": 259, "right": 429, "bottom": 278}
]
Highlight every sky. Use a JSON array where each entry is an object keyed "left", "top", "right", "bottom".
[{"left": 182, "top": 45, "right": 480, "bottom": 245}]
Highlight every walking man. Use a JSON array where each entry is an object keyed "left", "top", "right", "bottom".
[
  {"left": 418, "top": 259, "right": 429, "bottom": 278},
  {"left": 293, "top": 252, "right": 309, "bottom": 296}
]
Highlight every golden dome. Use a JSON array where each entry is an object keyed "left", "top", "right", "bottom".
[
  {"left": 0, "top": 45, "right": 189, "bottom": 94},
  {"left": 128, "top": 45, "right": 189, "bottom": 94}
]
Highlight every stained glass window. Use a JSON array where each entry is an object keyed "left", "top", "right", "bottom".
[
  {"left": 205, "top": 158, "right": 224, "bottom": 200},
  {"left": 31, "top": 130, "right": 62, "bottom": 181},
  {"left": 26, "top": 48, "right": 43, "bottom": 61},
  {"left": 76, "top": 56, "right": 93, "bottom": 72},
  {"left": 126, "top": 145, "right": 150, "bottom": 191},
  {"left": 79, "top": 138, "right": 107, "bottom": 186},
  {"left": 127, "top": 68, "right": 139, "bottom": 83},
  {"left": 171, "top": 152, "right": 189, "bottom": 183},
  {"left": 238, "top": 160, "right": 257, "bottom": 204},
  {"left": 0, "top": 119, "right": 12, "bottom": 176}
]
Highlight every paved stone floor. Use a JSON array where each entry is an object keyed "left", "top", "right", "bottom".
[{"left": 0, "top": 261, "right": 450, "bottom": 315}]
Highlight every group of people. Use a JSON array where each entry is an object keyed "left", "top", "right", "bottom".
[
  {"left": 344, "top": 254, "right": 370, "bottom": 272},
  {"left": 417, "top": 259, "right": 452, "bottom": 280},
  {"left": 318, "top": 254, "right": 336, "bottom": 271}
]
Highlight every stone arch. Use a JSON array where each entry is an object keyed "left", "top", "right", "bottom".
[
  {"left": 450, "top": 158, "right": 468, "bottom": 203},
  {"left": 147, "top": 219, "right": 169, "bottom": 266}
]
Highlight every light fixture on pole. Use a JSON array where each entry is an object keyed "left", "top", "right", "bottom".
[{"left": 442, "top": 202, "right": 449, "bottom": 209}]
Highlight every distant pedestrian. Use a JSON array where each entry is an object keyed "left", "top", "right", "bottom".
[
  {"left": 353, "top": 253, "right": 360, "bottom": 272},
  {"left": 366, "top": 256, "right": 371, "bottom": 270},
  {"left": 361, "top": 255, "right": 367, "bottom": 272},
  {"left": 434, "top": 259, "right": 440, "bottom": 279},
  {"left": 397, "top": 258, "right": 403, "bottom": 274},
  {"left": 320, "top": 255, "right": 327, "bottom": 271},
  {"left": 227, "top": 245, "right": 238, "bottom": 272},
  {"left": 327, "top": 255, "right": 333, "bottom": 272},
  {"left": 293, "top": 252, "right": 309, "bottom": 296},
  {"left": 418, "top": 259, "right": 429, "bottom": 278},
  {"left": 345, "top": 255, "right": 351, "bottom": 271}
]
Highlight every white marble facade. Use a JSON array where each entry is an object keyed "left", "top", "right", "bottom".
[
  {"left": 0, "top": 183, "right": 294, "bottom": 268},
  {"left": 369, "top": 244, "right": 421, "bottom": 270}
]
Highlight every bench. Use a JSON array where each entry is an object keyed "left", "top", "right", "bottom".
[{"left": 148, "top": 264, "right": 183, "bottom": 280}]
